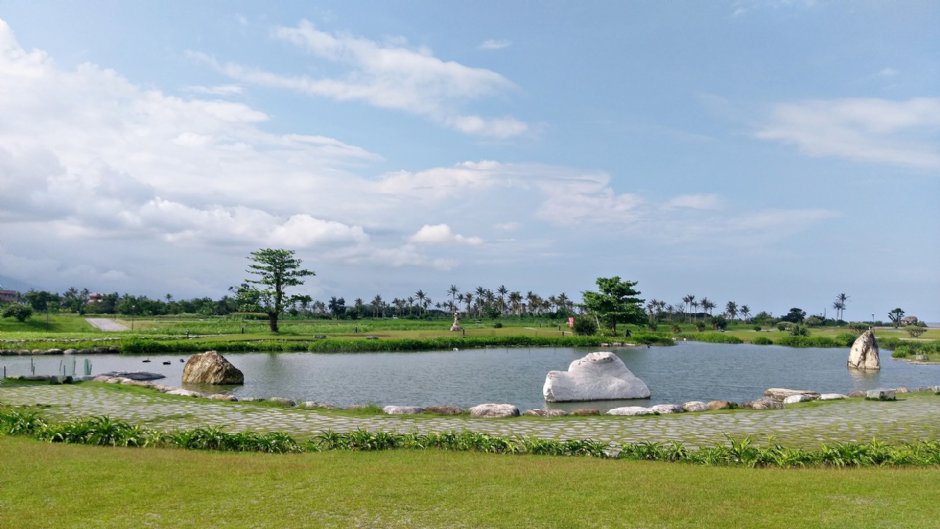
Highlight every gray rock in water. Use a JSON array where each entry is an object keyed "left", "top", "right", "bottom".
[
  {"left": 682, "top": 401, "right": 708, "bottom": 412},
  {"left": 650, "top": 404, "right": 684, "bottom": 414},
  {"left": 865, "top": 389, "right": 896, "bottom": 401},
  {"left": 524, "top": 409, "right": 569, "bottom": 417},
  {"left": 783, "top": 394, "right": 818, "bottom": 404},
  {"left": 424, "top": 405, "right": 464, "bottom": 415},
  {"left": 606, "top": 406, "right": 656, "bottom": 416},
  {"left": 543, "top": 351, "right": 650, "bottom": 402},
  {"left": 182, "top": 351, "right": 244, "bottom": 385},
  {"left": 382, "top": 405, "right": 426, "bottom": 415},
  {"left": 847, "top": 330, "right": 880, "bottom": 370},
  {"left": 743, "top": 397, "right": 783, "bottom": 410},
  {"left": 819, "top": 393, "right": 848, "bottom": 400},
  {"left": 469, "top": 403, "right": 520, "bottom": 418},
  {"left": 706, "top": 400, "right": 736, "bottom": 410},
  {"left": 764, "top": 388, "right": 821, "bottom": 401}
]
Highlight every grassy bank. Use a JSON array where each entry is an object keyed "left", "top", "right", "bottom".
[
  {"left": 1, "top": 435, "right": 938, "bottom": 528},
  {"left": 1, "top": 314, "right": 936, "bottom": 358}
]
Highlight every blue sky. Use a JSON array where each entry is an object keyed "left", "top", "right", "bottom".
[{"left": 0, "top": 1, "right": 937, "bottom": 321}]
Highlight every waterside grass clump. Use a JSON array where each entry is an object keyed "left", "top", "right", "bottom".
[{"left": 2, "top": 407, "right": 938, "bottom": 467}]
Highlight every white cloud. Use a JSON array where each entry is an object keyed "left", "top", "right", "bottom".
[
  {"left": 479, "top": 39, "right": 512, "bottom": 51},
  {"left": 877, "top": 67, "right": 898, "bottom": 78},
  {"left": 409, "top": 224, "right": 483, "bottom": 245},
  {"left": 193, "top": 20, "right": 528, "bottom": 138},
  {"left": 183, "top": 84, "right": 244, "bottom": 96},
  {"left": 665, "top": 194, "right": 722, "bottom": 210},
  {"left": 756, "top": 98, "right": 940, "bottom": 170}
]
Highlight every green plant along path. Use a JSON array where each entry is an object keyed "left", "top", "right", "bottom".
[{"left": 2, "top": 384, "right": 939, "bottom": 448}]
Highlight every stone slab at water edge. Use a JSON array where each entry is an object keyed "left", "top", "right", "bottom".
[
  {"left": 847, "top": 329, "right": 880, "bottom": 370},
  {"left": 543, "top": 351, "right": 650, "bottom": 402},
  {"left": 181, "top": 350, "right": 244, "bottom": 385}
]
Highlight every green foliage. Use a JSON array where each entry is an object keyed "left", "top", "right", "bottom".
[
  {"left": 907, "top": 326, "right": 927, "bottom": 338},
  {"left": 751, "top": 336, "right": 773, "bottom": 345},
  {"left": 789, "top": 324, "right": 809, "bottom": 337},
  {"left": 4, "top": 409, "right": 940, "bottom": 467},
  {"left": 2, "top": 304, "right": 33, "bottom": 322},
  {"left": 572, "top": 316, "right": 597, "bottom": 336},
  {"left": 682, "top": 332, "right": 743, "bottom": 344},
  {"left": 241, "top": 248, "right": 315, "bottom": 333},
  {"left": 752, "top": 325, "right": 762, "bottom": 332},
  {"left": 580, "top": 276, "right": 644, "bottom": 334}
]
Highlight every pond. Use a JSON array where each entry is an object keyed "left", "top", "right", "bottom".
[{"left": 3, "top": 342, "right": 938, "bottom": 412}]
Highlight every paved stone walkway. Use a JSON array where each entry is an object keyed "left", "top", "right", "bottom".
[{"left": 2, "top": 384, "right": 939, "bottom": 448}]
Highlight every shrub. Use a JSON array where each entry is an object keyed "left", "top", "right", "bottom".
[
  {"left": 906, "top": 326, "right": 927, "bottom": 338},
  {"left": 2, "top": 304, "right": 33, "bottom": 322},
  {"left": 492, "top": 322, "right": 503, "bottom": 329},
  {"left": 789, "top": 325, "right": 809, "bottom": 337},
  {"left": 776, "top": 323, "right": 790, "bottom": 332},
  {"left": 694, "top": 333, "right": 743, "bottom": 344},
  {"left": 572, "top": 317, "right": 598, "bottom": 336},
  {"left": 751, "top": 336, "right": 773, "bottom": 345},
  {"left": 752, "top": 325, "right": 762, "bottom": 332}
]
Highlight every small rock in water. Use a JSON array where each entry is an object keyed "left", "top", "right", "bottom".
[
  {"left": 865, "top": 389, "right": 896, "bottom": 401},
  {"left": 682, "top": 401, "right": 708, "bottom": 412},
  {"left": 606, "top": 406, "right": 656, "bottom": 416},
  {"left": 650, "top": 404, "right": 684, "bottom": 414},
  {"left": 469, "top": 403, "right": 519, "bottom": 418},
  {"left": 819, "top": 393, "right": 848, "bottom": 400},
  {"left": 706, "top": 400, "right": 736, "bottom": 410},
  {"left": 382, "top": 406, "right": 425, "bottom": 415}
]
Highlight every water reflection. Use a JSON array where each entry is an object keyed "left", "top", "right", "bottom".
[{"left": 2, "top": 343, "right": 937, "bottom": 411}]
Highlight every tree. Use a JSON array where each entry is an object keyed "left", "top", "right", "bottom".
[
  {"left": 781, "top": 307, "right": 806, "bottom": 324},
  {"left": 682, "top": 294, "right": 695, "bottom": 323},
  {"left": 833, "top": 293, "right": 849, "bottom": 321},
  {"left": 2, "top": 304, "right": 33, "bottom": 322},
  {"left": 725, "top": 301, "right": 738, "bottom": 323},
  {"left": 888, "top": 308, "right": 905, "bottom": 328},
  {"left": 243, "top": 248, "right": 315, "bottom": 332},
  {"left": 581, "top": 276, "right": 645, "bottom": 334}
]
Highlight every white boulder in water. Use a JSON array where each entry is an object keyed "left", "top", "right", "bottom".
[
  {"left": 543, "top": 351, "right": 650, "bottom": 402},
  {"left": 847, "top": 330, "right": 880, "bottom": 370}
]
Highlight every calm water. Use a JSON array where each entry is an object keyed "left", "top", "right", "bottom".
[{"left": 3, "top": 343, "right": 938, "bottom": 411}]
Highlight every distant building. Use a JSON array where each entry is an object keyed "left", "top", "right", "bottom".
[
  {"left": 901, "top": 315, "right": 919, "bottom": 326},
  {"left": 87, "top": 292, "right": 104, "bottom": 304},
  {"left": 0, "top": 289, "right": 20, "bottom": 303}
]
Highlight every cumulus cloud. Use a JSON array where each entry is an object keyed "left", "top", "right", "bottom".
[
  {"left": 756, "top": 98, "right": 940, "bottom": 170},
  {"left": 409, "top": 224, "right": 483, "bottom": 245},
  {"left": 193, "top": 20, "right": 528, "bottom": 138}
]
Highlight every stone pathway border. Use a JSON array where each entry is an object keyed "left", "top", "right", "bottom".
[{"left": 2, "top": 384, "right": 939, "bottom": 448}]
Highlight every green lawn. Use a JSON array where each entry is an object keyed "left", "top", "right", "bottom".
[{"left": 1, "top": 435, "right": 938, "bottom": 529}]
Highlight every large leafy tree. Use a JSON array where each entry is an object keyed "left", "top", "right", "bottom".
[
  {"left": 243, "top": 248, "right": 315, "bottom": 332},
  {"left": 581, "top": 276, "right": 645, "bottom": 334}
]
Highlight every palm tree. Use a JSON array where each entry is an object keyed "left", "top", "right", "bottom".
[
  {"left": 700, "top": 297, "right": 715, "bottom": 317},
  {"left": 415, "top": 289, "right": 427, "bottom": 316},
  {"left": 371, "top": 294, "right": 384, "bottom": 318},
  {"left": 497, "top": 285, "right": 508, "bottom": 315},
  {"left": 725, "top": 301, "right": 738, "bottom": 323},
  {"left": 682, "top": 294, "right": 695, "bottom": 323},
  {"left": 447, "top": 285, "right": 460, "bottom": 308},
  {"left": 508, "top": 291, "right": 523, "bottom": 316},
  {"left": 833, "top": 293, "right": 849, "bottom": 321},
  {"left": 740, "top": 304, "right": 751, "bottom": 323}
]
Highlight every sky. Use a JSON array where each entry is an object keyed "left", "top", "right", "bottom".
[{"left": 0, "top": 1, "right": 938, "bottom": 321}]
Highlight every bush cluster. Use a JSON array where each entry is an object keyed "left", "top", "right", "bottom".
[{"left": 4, "top": 408, "right": 939, "bottom": 467}]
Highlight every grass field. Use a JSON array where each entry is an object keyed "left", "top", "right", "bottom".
[
  {"left": 2, "top": 313, "right": 938, "bottom": 360},
  {"left": 1, "top": 435, "right": 938, "bottom": 529}
]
